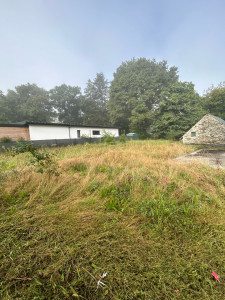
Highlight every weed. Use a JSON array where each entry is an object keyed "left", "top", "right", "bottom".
[
  {"left": 0, "top": 136, "right": 12, "bottom": 142},
  {"left": 70, "top": 163, "right": 88, "bottom": 173},
  {"left": 81, "top": 134, "right": 91, "bottom": 139},
  {"left": 101, "top": 183, "right": 131, "bottom": 211},
  {"left": 96, "top": 165, "right": 112, "bottom": 175},
  {"left": 119, "top": 133, "right": 126, "bottom": 143},
  {"left": 9, "top": 142, "right": 60, "bottom": 176},
  {"left": 86, "top": 181, "right": 100, "bottom": 192},
  {"left": 102, "top": 131, "right": 116, "bottom": 145}
]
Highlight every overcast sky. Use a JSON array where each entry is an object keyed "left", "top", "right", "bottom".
[{"left": 0, "top": 0, "right": 224, "bottom": 95}]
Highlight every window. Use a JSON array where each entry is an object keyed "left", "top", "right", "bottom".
[
  {"left": 77, "top": 130, "right": 80, "bottom": 138},
  {"left": 191, "top": 132, "right": 196, "bottom": 137},
  {"left": 92, "top": 130, "right": 100, "bottom": 135}
]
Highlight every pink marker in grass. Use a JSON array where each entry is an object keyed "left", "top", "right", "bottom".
[{"left": 212, "top": 271, "right": 220, "bottom": 282}]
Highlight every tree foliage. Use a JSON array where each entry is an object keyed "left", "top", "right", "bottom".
[
  {"left": 0, "top": 84, "right": 53, "bottom": 123},
  {"left": 0, "top": 91, "right": 9, "bottom": 123},
  {"left": 83, "top": 73, "right": 110, "bottom": 126},
  {"left": 151, "top": 82, "right": 204, "bottom": 139},
  {"left": 203, "top": 83, "right": 225, "bottom": 120},
  {"left": 49, "top": 84, "right": 84, "bottom": 124},
  {"left": 108, "top": 58, "right": 179, "bottom": 134},
  {"left": 129, "top": 102, "right": 152, "bottom": 138}
]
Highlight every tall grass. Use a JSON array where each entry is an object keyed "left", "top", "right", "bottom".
[{"left": 0, "top": 140, "right": 224, "bottom": 299}]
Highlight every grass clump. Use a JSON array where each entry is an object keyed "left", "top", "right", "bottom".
[
  {"left": 0, "top": 140, "right": 224, "bottom": 299},
  {"left": 101, "top": 182, "right": 131, "bottom": 211},
  {"left": 0, "top": 136, "right": 12, "bottom": 142},
  {"left": 70, "top": 162, "right": 88, "bottom": 173}
]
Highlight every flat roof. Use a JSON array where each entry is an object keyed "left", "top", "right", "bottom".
[
  {"left": 0, "top": 121, "right": 119, "bottom": 129},
  {"left": 0, "top": 123, "right": 29, "bottom": 127}
]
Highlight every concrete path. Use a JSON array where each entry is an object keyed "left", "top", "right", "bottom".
[{"left": 174, "top": 149, "right": 225, "bottom": 169}]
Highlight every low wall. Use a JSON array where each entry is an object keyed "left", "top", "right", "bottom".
[{"left": 0, "top": 137, "right": 126, "bottom": 151}]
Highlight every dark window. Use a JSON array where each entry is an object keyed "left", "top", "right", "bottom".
[
  {"left": 77, "top": 130, "right": 80, "bottom": 138},
  {"left": 191, "top": 132, "right": 196, "bottom": 137},
  {"left": 93, "top": 130, "right": 100, "bottom": 135}
]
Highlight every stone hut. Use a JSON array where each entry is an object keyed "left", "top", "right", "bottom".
[{"left": 183, "top": 114, "right": 225, "bottom": 145}]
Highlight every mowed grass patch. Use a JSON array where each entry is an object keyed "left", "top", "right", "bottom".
[{"left": 0, "top": 140, "right": 224, "bottom": 299}]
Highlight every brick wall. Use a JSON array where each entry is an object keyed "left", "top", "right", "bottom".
[
  {"left": 0, "top": 127, "right": 30, "bottom": 141},
  {"left": 183, "top": 115, "right": 225, "bottom": 145}
]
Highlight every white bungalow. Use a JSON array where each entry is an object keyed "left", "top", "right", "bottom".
[{"left": 0, "top": 121, "right": 119, "bottom": 141}]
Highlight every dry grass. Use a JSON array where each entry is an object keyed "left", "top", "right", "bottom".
[{"left": 0, "top": 140, "right": 225, "bottom": 299}]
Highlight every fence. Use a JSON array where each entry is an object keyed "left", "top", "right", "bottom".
[{"left": 0, "top": 136, "right": 134, "bottom": 151}]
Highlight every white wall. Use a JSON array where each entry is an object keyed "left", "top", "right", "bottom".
[
  {"left": 70, "top": 127, "right": 119, "bottom": 139},
  {"left": 29, "top": 125, "right": 70, "bottom": 140},
  {"left": 29, "top": 125, "right": 119, "bottom": 140}
]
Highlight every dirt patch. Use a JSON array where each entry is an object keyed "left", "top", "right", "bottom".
[{"left": 174, "top": 149, "right": 225, "bottom": 169}]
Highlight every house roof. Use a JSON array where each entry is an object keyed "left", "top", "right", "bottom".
[
  {"left": 0, "top": 121, "right": 119, "bottom": 129},
  {"left": 210, "top": 114, "right": 225, "bottom": 125},
  {"left": 0, "top": 123, "right": 29, "bottom": 128}
]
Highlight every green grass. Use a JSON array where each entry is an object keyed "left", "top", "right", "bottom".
[{"left": 0, "top": 140, "right": 224, "bottom": 299}]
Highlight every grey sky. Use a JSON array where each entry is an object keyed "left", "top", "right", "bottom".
[{"left": 0, "top": 0, "right": 224, "bottom": 95}]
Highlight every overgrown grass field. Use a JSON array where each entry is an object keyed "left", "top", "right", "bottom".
[{"left": 0, "top": 140, "right": 224, "bottom": 299}]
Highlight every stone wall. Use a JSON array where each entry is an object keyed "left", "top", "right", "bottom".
[
  {"left": 0, "top": 127, "right": 30, "bottom": 141},
  {"left": 183, "top": 115, "right": 225, "bottom": 145}
]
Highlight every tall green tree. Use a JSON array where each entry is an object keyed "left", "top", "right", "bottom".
[
  {"left": 203, "top": 82, "right": 225, "bottom": 120},
  {"left": 108, "top": 58, "right": 179, "bottom": 134},
  {"left": 0, "top": 91, "right": 9, "bottom": 123},
  {"left": 83, "top": 73, "right": 110, "bottom": 126},
  {"left": 151, "top": 82, "right": 204, "bottom": 139},
  {"left": 129, "top": 102, "right": 152, "bottom": 138},
  {"left": 49, "top": 84, "right": 84, "bottom": 124},
  {"left": 1, "top": 84, "right": 53, "bottom": 123}
]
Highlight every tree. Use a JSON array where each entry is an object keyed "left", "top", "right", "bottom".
[
  {"left": 151, "top": 82, "right": 204, "bottom": 139},
  {"left": 2, "top": 83, "right": 53, "bottom": 123},
  {"left": 129, "top": 102, "right": 152, "bottom": 138},
  {"left": 203, "top": 83, "right": 225, "bottom": 120},
  {"left": 0, "top": 91, "right": 9, "bottom": 123},
  {"left": 83, "top": 73, "right": 110, "bottom": 126},
  {"left": 49, "top": 84, "right": 84, "bottom": 124},
  {"left": 108, "top": 58, "right": 179, "bottom": 134}
]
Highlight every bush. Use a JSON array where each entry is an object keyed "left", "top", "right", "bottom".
[
  {"left": 10, "top": 142, "right": 60, "bottom": 176},
  {"left": 11, "top": 142, "right": 38, "bottom": 155},
  {"left": 80, "top": 134, "right": 91, "bottom": 139},
  {"left": 119, "top": 134, "right": 126, "bottom": 143},
  {"left": 102, "top": 132, "right": 116, "bottom": 145},
  {"left": 0, "top": 136, "right": 12, "bottom": 143}
]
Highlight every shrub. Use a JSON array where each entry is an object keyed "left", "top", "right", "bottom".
[
  {"left": 11, "top": 142, "right": 38, "bottom": 155},
  {"left": 0, "top": 136, "right": 12, "bottom": 143},
  {"left": 102, "top": 132, "right": 116, "bottom": 145},
  {"left": 10, "top": 142, "right": 60, "bottom": 176},
  {"left": 119, "top": 134, "right": 126, "bottom": 143},
  {"left": 81, "top": 134, "right": 91, "bottom": 139}
]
